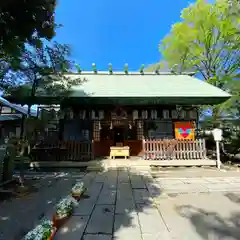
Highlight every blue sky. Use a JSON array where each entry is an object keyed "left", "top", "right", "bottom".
[{"left": 54, "top": 0, "right": 212, "bottom": 71}]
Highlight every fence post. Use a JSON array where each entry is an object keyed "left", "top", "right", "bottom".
[
  {"left": 142, "top": 138, "right": 146, "bottom": 159},
  {"left": 91, "top": 140, "right": 94, "bottom": 160}
]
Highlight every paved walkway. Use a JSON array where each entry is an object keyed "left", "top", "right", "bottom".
[{"left": 54, "top": 169, "right": 240, "bottom": 240}]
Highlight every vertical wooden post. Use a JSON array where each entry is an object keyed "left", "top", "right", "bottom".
[
  {"left": 142, "top": 138, "right": 145, "bottom": 159},
  {"left": 20, "top": 115, "right": 25, "bottom": 139}
]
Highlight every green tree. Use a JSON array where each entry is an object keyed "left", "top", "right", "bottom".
[
  {"left": 3, "top": 42, "right": 83, "bottom": 110},
  {"left": 0, "top": 0, "right": 57, "bottom": 59},
  {"left": 158, "top": 0, "right": 240, "bottom": 123}
]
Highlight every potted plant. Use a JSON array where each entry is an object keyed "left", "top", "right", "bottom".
[
  {"left": 53, "top": 197, "right": 73, "bottom": 228},
  {"left": 23, "top": 220, "right": 56, "bottom": 240},
  {"left": 71, "top": 182, "right": 86, "bottom": 201}
]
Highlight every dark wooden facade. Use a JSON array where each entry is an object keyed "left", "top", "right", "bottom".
[{"left": 40, "top": 104, "right": 199, "bottom": 160}]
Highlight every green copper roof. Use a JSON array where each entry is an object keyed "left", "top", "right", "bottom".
[
  {"left": 5, "top": 72, "right": 231, "bottom": 105},
  {"left": 67, "top": 72, "right": 230, "bottom": 100}
]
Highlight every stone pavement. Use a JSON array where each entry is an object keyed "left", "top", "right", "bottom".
[
  {"left": 55, "top": 169, "right": 240, "bottom": 240},
  {"left": 2, "top": 168, "right": 240, "bottom": 240},
  {"left": 0, "top": 172, "right": 80, "bottom": 240}
]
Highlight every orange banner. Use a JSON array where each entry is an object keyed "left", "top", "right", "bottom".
[{"left": 174, "top": 121, "right": 195, "bottom": 140}]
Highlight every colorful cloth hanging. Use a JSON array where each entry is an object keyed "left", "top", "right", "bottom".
[{"left": 174, "top": 121, "right": 195, "bottom": 140}]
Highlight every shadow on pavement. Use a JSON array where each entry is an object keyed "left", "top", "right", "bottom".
[
  {"left": 55, "top": 168, "right": 165, "bottom": 240},
  {"left": 176, "top": 204, "right": 240, "bottom": 240},
  {"left": 225, "top": 193, "right": 240, "bottom": 205},
  {"left": 0, "top": 173, "right": 76, "bottom": 240}
]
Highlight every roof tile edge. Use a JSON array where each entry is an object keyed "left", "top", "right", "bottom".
[{"left": 65, "top": 71, "right": 196, "bottom": 76}]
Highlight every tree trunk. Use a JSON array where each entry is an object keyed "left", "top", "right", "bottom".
[{"left": 212, "top": 107, "right": 220, "bottom": 128}]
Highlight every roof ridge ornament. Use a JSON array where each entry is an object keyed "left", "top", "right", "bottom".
[
  {"left": 92, "top": 63, "right": 97, "bottom": 74},
  {"left": 108, "top": 63, "right": 113, "bottom": 74},
  {"left": 75, "top": 64, "right": 81, "bottom": 73},
  {"left": 139, "top": 64, "right": 144, "bottom": 75},
  {"left": 124, "top": 63, "right": 128, "bottom": 74},
  {"left": 155, "top": 64, "right": 160, "bottom": 75}
]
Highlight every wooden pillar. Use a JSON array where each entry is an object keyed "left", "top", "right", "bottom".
[{"left": 20, "top": 115, "right": 25, "bottom": 139}]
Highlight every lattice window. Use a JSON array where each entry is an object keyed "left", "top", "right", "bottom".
[
  {"left": 137, "top": 120, "right": 144, "bottom": 140},
  {"left": 81, "top": 129, "right": 90, "bottom": 140},
  {"left": 93, "top": 120, "right": 100, "bottom": 141}
]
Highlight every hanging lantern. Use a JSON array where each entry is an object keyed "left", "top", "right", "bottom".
[
  {"left": 83, "top": 110, "right": 86, "bottom": 119},
  {"left": 91, "top": 110, "right": 96, "bottom": 119},
  {"left": 132, "top": 110, "right": 138, "bottom": 120},
  {"left": 163, "top": 110, "right": 170, "bottom": 119},
  {"left": 99, "top": 110, "right": 104, "bottom": 120},
  {"left": 142, "top": 110, "right": 148, "bottom": 119},
  {"left": 79, "top": 110, "right": 86, "bottom": 119},
  {"left": 151, "top": 110, "right": 157, "bottom": 119},
  {"left": 82, "top": 110, "right": 86, "bottom": 119},
  {"left": 180, "top": 110, "right": 186, "bottom": 119},
  {"left": 171, "top": 110, "right": 178, "bottom": 119},
  {"left": 69, "top": 109, "right": 74, "bottom": 119}
]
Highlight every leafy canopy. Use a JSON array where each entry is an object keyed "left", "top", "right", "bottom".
[
  {"left": 160, "top": 0, "right": 240, "bottom": 80},
  {"left": 3, "top": 42, "right": 83, "bottom": 101},
  {"left": 158, "top": 0, "right": 240, "bottom": 118},
  {"left": 0, "top": 0, "right": 57, "bottom": 59}
]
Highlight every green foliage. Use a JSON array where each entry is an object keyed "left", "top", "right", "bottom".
[
  {"left": 160, "top": 0, "right": 240, "bottom": 80},
  {"left": 158, "top": 0, "right": 240, "bottom": 118},
  {"left": 0, "top": 0, "right": 57, "bottom": 58},
  {"left": 155, "top": 0, "right": 240, "bottom": 156},
  {"left": 2, "top": 42, "right": 83, "bottom": 99}
]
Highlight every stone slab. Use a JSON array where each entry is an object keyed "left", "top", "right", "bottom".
[
  {"left": 97, "top": 189, "right": 116, "bottom": 205},
  {"left": 141, "top": 232, "right": 173, "bottom": 240},
  {"left": 133, "top": 189, "right": 152, "bottom": 204},
  {"left": 136, "top": 204, "right": 168, "bottom": 234},
  {"left": 73, "top": 199, "right": 96, "bottom": 216},
  {"left": 54, "top": 215, "right": 89, "bottom": 240},
  {"left": 86, "top": 205, "right": 115, "bottom": 234},
  {"left": 85, "top": 182, "right": 103, "bottom": 201},
  {"left": 118, "top": 171, "right": 129, "bottom": 183},
  {"left": 114, "top": 213, "right": 141, "bottom": 239},
  {"left": 115, "top": 199, "right": 136, "bottom": 214},
  {"left": 130, "top": 175, "right": 146, "bottom": 189},
  {"left": 83, "top": 234, "right": 112, "bottom": 240}
]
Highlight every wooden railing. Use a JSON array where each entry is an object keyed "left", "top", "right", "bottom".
[
  {"left": 32, "top": 141, "right": 93, "bottom": 161},
  {"left": 143, "top": 138, "right": 207, "bottom": 160},
  {"left": 61, "top": 141, "right": 93, "bottom": 161}
]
